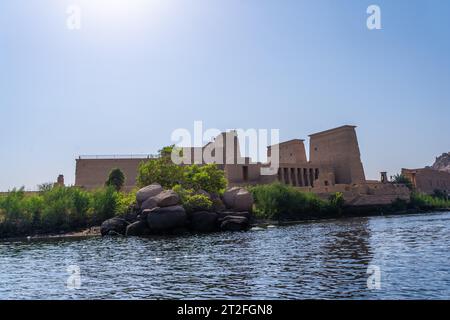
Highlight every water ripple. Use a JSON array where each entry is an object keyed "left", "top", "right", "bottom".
[{"left": 1, "top": 212, "right": 449, "bottom": 299}]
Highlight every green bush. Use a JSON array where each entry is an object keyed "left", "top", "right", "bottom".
[
  {"left": 249, "top": 183, "right": 332, "bottom": 220},
  {"left": 0, "top": 189, "right": 34, "bottom": 235},
  {"left": 172, "top": 185, "right": 212, "bottom": 213},
  {"left": 88, "top": 186, "right": 119, "bottom": 225},
  {"left": 137, "top": 158, "right": 184, "bottom": 189},
  {"left": 0, "top": 185, "right": 136, "bottom": 237},
  {"left": 116, "top": 189, "right": 137, "bottom": 214},
  {"left": 182, "top": 164, "right": 227, "bottom": 195},
  {"left": 137, "top": 145, "right": 227, "bottom": 194},
  {"left": 183, "top": 194, "right": 213, "bottom": 213},
  {"left": 410, "top": 192, "right": 450, "bottom": 210},
  {"left": 39, "top": 186, "right": 91, "bottom": 231}
]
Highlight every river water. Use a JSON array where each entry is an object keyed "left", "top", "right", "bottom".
[{"left": 0, "top": 212, "right": 449, "bottom": 299}]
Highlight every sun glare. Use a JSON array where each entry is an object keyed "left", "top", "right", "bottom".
[{"left": 78, "top": 0, "right": 169, "bottom": 31}]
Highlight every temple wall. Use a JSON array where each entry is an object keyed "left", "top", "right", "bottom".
[
  {"left": 309, "top": 125, "right": 366, "bottom": 184},
  {"left": 402, "top": 168, "right": 450, "bottom": 194},
  {"left": 75, "top": 158, "right": 145, "bottom": 191},
  {"left": 268, "top": 140, "right": 307, "bottom": 164}
]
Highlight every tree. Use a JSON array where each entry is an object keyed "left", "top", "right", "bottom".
[
  {"left": 392, "top": 174, "right": 413, "bottom": 190},
  {"left": 183, "top": 164, "right": 227, "bottom": 195},
  {"left": 137, "top": 157, "right": 184, "bottom": 189},
  {"left": 105, "top": 168, "right": 125, "bottom": 191},
  {"left": 137, "top": 145, "right": 227, "bottom": 193}
]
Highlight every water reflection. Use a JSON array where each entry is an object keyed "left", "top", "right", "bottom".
[{"left": 0, "top": 212, "right": 449, "bottom": 299}]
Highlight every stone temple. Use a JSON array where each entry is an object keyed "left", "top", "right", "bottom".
[{"left": 75, "top": 125, "right": 412, "bottom": 206}]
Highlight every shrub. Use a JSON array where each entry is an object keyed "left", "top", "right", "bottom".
[
  {"left": 0, "top": 188, "right": 34, "bottom": 235},
  {"left": 182, "top": 164, "right": 227, "bottom": 195},
  {"left": 172, "top": 185, "right": 212, "bottom": 213},
  {"left": 116, "top": 189, "right": 137, "bottom": 215},
  {"left": 410, "top": 192, "right": 450, "bottom": 210},
  {"left": 182, "top": 194, "right": 213, "bottom": 213},
  {"left": 249, "top": 183, "right": 330, "bottom": 220},
  {"left": 137, "top": 157, "right": 184, "bottom": 189},
  {"left": 137, "top": 145, "right": 227, "bottom": 194},
  {"left": 105, "top": 168, "right": 126, "bottom": 191},
  {"left": 40, "top": 186, "right": 90, "bottom": 231},
  {"left": 0, "top": 185, "right": 137, "bottom": 237},
  {"left": 0, "top": 188, "right": 27, "bottom": 220},
  {"left": 88, "top": 186, "right": 118, "bottom": 225}
]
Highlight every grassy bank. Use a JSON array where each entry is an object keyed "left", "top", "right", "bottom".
[
  {"left": 249, "top": 183, "right": 450, "bottom": 221},
  {"left": 0, "top": 186, "right": 135, "bottom": 238},
  {"left": 248, "top": 183, "right": 345, "bottom": 220},
  {"left": 2, "top": 182, "right": 449, "bottom": 238}
]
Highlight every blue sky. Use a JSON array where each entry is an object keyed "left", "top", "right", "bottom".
[{"left": 0, "top": 0, "right": 449, "bottom": 190}]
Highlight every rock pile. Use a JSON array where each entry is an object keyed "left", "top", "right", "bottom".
[{"left": 100, "top": 184, "right": 254, "bottom": 237}]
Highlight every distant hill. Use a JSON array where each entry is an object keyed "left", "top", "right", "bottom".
[{"left": 431, "top": 152, "right": 450, "bottom": 173}]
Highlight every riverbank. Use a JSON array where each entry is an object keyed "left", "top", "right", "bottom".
[
  {"left": 254, "top": 207, "right": 450, "bottom": 227},
  {"left": 0, "top": 227, "right": 101, "bottom": 242},
  {"left": 2, "top": 182, "right": 449, "bottom": 240},
  {"left": 3, "top": 207, "right": 449, "bottom": 241}
]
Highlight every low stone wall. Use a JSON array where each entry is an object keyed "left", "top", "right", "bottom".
[{"left": 300, "top": 182, "right": 410, "bottom": 206}]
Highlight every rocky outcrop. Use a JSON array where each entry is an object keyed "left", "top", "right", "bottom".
[
  {"left": 219, "top": 215, "right": 249, "bottom": 231},
  {"left": 125, "top": 221, "right": 150, "bottom": 236},
  {"left": 101, "top": 185, "right": 255, "bottom": 237},
  {"left": 147, "top": 205, "right": 187, "bottom": 232},
  {"left": 141, "top": 197, "right": 158, "bottom": 211},
  {"left": 136, "top": 184, "right": 163, "bottom": 205},
  {"left": 189, "top": 211, "right": 218, "bottom": 232},
  {"left": 432, "top": 152, "right": 450, "bottom": 173},
  {"left": 154, "top": 190, "right": 180, "bottom": 207},
  {"left": 223, "top": 187, "right": 240, "bottom": 208},
  {"left": 223, "top": 187, "right": 254, "bottom": 212},
  {"left": 100, "top": 217, "right": 129, "bottom": 236}
]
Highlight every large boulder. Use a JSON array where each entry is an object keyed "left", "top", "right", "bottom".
[
  {"left": 141, "top": 197, "right": 158, "bottom": 211},
  {"left": 126, "top": 221, "right": 151, "bottom": 236},
  {"left": 137, "top": 209, "right": 152, "bottom": 222},
  {"left": 189, "top": 211, "right": 218, "bottom": 232},
  {"left": 219, "top": 215, "right": 249, "bottom": 232},
  {"left": 222, "top": 187, "right": 254, "bottom": 212},
  {"left": 100, "top": 217, "right": 129, "bottom": 236},
  {"left": 147, "top": 205, "right": 187, "bottom": 232},
  {"left": 222, "top": 187, "right": 241, "bottom": 208},
  {"left": 136, "top": 184, "right": 163, "bottom": 206},
  {"left": 234, "top": 189, "right": 254, "bottom": 211},
  {"left": 154, "top": 190, "right": 180, "bottom": 207}
]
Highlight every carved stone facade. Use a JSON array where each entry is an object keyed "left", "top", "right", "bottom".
[
  {"left": 402, "top": 168, "right": 450, "bottom": 195},
  {"left": 74, "top": 125, "right": 410, "bottom": 205}
]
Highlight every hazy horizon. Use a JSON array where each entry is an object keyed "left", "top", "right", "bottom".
[{"left": 1, "top": 0, "right": 449, "bottom": 191}]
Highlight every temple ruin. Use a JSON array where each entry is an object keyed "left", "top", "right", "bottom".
[{"left": 75, "top": 125, "right": 411, "bottom": 205}]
